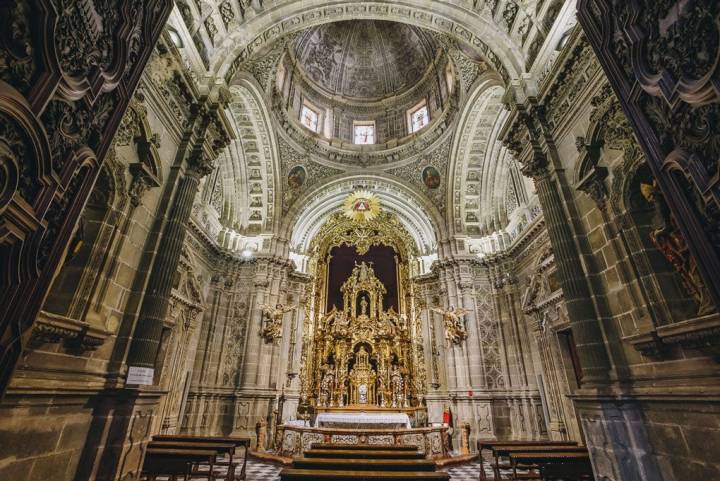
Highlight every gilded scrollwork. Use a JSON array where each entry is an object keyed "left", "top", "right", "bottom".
[{"left": 309, "top": 211, "right": 418, "bottom": 258}]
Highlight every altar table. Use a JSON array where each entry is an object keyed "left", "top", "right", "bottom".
[
  {"left": 315, "top": 412, "right": 412, "bottom": 429},
  {"left": 275, "top": 424, "right": 451, "bottom": 459}
]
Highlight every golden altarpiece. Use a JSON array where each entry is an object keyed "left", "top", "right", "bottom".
[{"left": 297, "top": 195, "right": 428, "bottom": 417}]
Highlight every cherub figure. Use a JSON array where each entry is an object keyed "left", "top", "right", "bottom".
[{"left": 431, "top": 305, "right": 470, "bottom": 345}]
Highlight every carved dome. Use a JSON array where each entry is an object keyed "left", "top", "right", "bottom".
[{"left": 293, "top": 20, "right": 437, "bottom": 101}]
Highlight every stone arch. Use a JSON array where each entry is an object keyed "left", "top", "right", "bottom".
[
  {"left": 212, "top": 1, "right": 523, "bottom": 84},
  {"left": 209, "top": 77, "right": 282, "bottom": 252},
  {"left": 43, "top": 156, "right": 127, "bottom": 321},
  {"left": 283, "top": 173, "right": 442, "bottom": 271},
  {"left": 449, "top": 75, "right": 525, "bottom": 236}
]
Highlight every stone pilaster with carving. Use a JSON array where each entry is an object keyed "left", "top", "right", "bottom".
[
  {"left": 126, "top": 101, "right": 229, "bottom": 374},
  {"left": 506, "top": 104, "right": 612, "bottom": 385},
  {"left": 578, "top": 0, "right": 720, "bottom": 312},
  {"left": 0, "top": 0, "right": 174, "bottom": 399}
]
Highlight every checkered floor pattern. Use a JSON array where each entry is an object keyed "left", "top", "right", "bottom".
[
  {"left": 244, "top": 459, "right": 490, "bottom": 480},
  {"left": 440, "top": 461, "right": 489, "bottom": 480},
  {"left": 246, "top": 459, "right": 282, "bottom": 480}
]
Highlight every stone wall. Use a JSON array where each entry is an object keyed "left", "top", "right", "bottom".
[
  {"left": 0, "top": 38, "right": 231, "bottom": 481},
  {"left": 413, "top": 224, "right": 567, "bottom": 449},
  {"left": 502, "top": 27, "right": 720, "bottom": 481}
]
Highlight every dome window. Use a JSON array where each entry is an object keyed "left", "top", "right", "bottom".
[
  {"left": 353, "top": 122, "right": 376, "bottom": 145},
  {"left": 408, "top": 101, "right": 429, "bottom": 134},
  {"left": 300, "top": 103, "right": 320, "bottom": 133}
]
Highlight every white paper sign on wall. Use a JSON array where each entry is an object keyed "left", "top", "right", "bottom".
[{"left": 126, "top": 366, "right": 155, "bottom": 385}]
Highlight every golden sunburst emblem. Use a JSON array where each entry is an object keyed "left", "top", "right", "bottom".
[{"left": 343, "top": 190, "right": 381, "bottom": 222}]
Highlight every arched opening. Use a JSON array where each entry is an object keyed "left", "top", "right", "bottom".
[{"left": 43, "top": 166, "right": 118, "bottom": 320}]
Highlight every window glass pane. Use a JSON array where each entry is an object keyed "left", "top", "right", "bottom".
[
  {"left": 300, "top": 105, "right": 319, "bottom": 132},
  {"left": 410, "top": 105, "right": 429, "bottom": 133},
  {"left": 354, "top": 124, "right": 375, "bottom": 144}
]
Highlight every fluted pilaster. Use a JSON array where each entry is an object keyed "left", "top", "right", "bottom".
[
  {"left": 523, "top": 153, "right": 611, "bottom": 384},
  {"left": 126, "top": 158, "right": 213, "bottom": 371}
]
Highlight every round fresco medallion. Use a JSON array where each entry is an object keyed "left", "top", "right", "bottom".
[
  {"left": 288, "top": 165, "right": 306, "bottom": 189},
  {"left": 422, "top": 166, "right": 441, "bottom": 189}
]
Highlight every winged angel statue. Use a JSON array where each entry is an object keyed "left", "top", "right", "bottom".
[
  {"left": 259, "top": 303, "right": 295, "bottom": 343},
  {"left": 431, "top": 306, "right": 470, "bottom": 345}
]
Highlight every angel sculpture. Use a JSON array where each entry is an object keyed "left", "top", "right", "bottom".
[
  {"left": 431, "top": 305, "right": 470, "bottom": 345},
  {"left": 259, "top": 303, "right": 295, "bottom": 342}
]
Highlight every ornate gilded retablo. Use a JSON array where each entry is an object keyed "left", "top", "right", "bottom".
[{"left": 343, "top": 191, "right": 381, "bottom": 222}]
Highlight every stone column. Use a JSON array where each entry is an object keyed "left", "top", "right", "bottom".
[
  {"left": 505, "top": 102, "right": 612, "bottom": 385},
  {"left": 460, "top": 279, "right": 482, "bottom": 388},
  {"left": 243, "top": 272, "right": 269, "bottom": 388},
  {"left": 521, "top": 150, "right": 611, "bottom": 384},
  {"left": 126, "top": 153, "right": 214, "bottom": 377}
]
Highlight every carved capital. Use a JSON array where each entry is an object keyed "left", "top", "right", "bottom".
[
  {"left": 520, "top": 152, "right": 550, "bottom": 179},
  {"left": 576, "top": 165, "right": 609, "bottom": 210},
  {"left": 186, "top": 151, "right": 216, "bottom": 178}
]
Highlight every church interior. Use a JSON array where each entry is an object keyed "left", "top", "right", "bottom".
[{"left": 0, "top": 1, "right": 719, "bottom": 480}]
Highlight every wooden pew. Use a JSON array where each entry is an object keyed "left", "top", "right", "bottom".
[
  {"left": 142, "top": 447, "right": 219, "bottom": 481},
  {"left": 151, "top": 435, "right": 250, "bottom": 480},
  {"left": 508, "top": 452, "right": 593, "bottom": 481},
  {"left": 477, "top": 441, "right": 579, "bottom": 481},
  {"left": 148, "top": 441, "right": 236, "bottom": 480},
  {"left": 496, "top": 446, "right": 588, "bottom": 480}
]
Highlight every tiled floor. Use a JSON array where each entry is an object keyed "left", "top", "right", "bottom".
[
  {"left": 246, "top": 459, "right": 282, "bottom": 480},
  {"left": 440, "top": 461, "right": 488, "bottom": 480},
  {"left": 244, "top": 458, "right": 489, "bottom": 480}
]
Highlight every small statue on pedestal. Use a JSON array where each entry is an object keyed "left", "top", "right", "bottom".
[
  {"left": 255, "top": 419, "right": 267, "bottom": 452},
  {"left": 390, "top": 364, "right": 405, "bottom": 408}
]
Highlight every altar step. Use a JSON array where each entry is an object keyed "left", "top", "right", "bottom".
[
  {"left": 302, "top": 448, "right": 426, "bottom": 459},
  {"left": 311, "top": 443, "right": 419, "bottom": 451},
  {"left": 280, "top": 444, "right": 449, "bottom": 481},
  {"left": 279, "top": 469, "right": 450, "bottom": 480},
  {"left": 292, "top": 457, "right": 437, "bottom": 471}
]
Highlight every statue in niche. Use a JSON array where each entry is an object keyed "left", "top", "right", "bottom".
[
  {"left": 390, "top": 364, "right": 405, "bottom": 408},
  {"left": 431, "top": 305, "right": 470, "bottom": 345},
  {"left": 641, "top": 182, "right": 713, "bottom": 315},
  {"left": 358, "top": 384, "right": 368, "bottom": 404},
  {"left": 260, "top": 303, "right": 296, "bottom": 343},
  {"left": 359, "top": 296, "right": 368, "bottom": 316}
]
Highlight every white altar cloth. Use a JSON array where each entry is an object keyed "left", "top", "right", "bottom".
[{"left": 315, "top": 412, "right": 411, "bottom": 429}]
